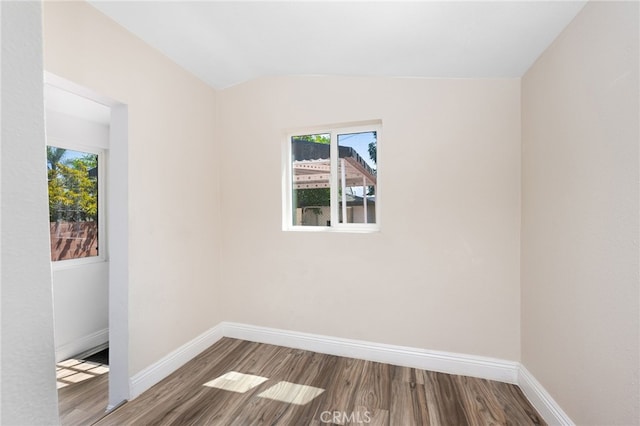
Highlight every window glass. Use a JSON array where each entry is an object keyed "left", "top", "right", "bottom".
[
  {"left": 337, "top": 131, "right": 377, "bottom": 224},
  {"left": 291, "top": 133, "right": 331, "bottom": 226},
  {"left": 47, "top": 146, "right": 99, "bottom": 261}
]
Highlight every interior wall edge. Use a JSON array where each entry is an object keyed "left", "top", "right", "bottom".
[
  {"left": 128, "top": 324, "right": 226, "bottom": 400},
  {"left": 518, "top": 365, "right": 575, "bottom": 426},
  {"left": 1, "top": 1, "right": 59, "bottom": 424}
]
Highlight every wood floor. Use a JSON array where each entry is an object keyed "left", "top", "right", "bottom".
[
  {"left": 57, "top": 360, "right": 109, "bottom": 426},
  {"left": 94, "top": 338, "right": 544, "bottom": 425}
]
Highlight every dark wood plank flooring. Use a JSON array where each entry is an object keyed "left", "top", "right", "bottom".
[{"left": 93, "top": 338, "right": 544, "bottom": 425}]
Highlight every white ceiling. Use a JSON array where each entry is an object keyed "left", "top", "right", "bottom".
[{"left": 88, "top": 1, "right": 587, "bottom": 90}]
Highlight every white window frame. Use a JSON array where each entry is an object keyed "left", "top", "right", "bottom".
[
  {"left": 283, "top": 121, "right": 381, "bottom": 233},
  {"left": 47, "top": 138, "right": 107, "bottom": 269}
]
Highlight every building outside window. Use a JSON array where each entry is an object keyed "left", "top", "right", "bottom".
[{"left": 285, "top": 122, "right": 380, "bottom": 232}]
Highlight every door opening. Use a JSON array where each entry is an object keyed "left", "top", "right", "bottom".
[{"left": 44, "top": 72, "right": 129, "bottom": 418}]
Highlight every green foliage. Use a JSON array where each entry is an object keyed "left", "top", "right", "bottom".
[
  {"left": 367, "top": 131, "right": 377, "bottom": 195},
  {"left": 368, "top": 131, "right": 377, "bottom": 165},
  {"left": 47, "top": 147, "right": 67, "bottom": 171},
  {"left": 293, "top": 188, "right": 330, "bottom": 207},
  {"left": 292, "top": 134, "right": 330, "bottom": 145},
  {"left": 47, "top": 148, "right": 98, "bottom": 222},
  {"left": 70, "top": 153, "right": 98, "bottom": 170}
]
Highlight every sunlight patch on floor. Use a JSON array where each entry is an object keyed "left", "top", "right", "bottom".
[
  {"left": 56, "top": 358, "right": 109, "bottom": 389},
  {"left": 257, "top": 381, "right": 325, "bottom": 405},
  {"left": 203, "top": 371, "right": 269, "bottom": 393},
  {"left": 203, "top": 372, "right": 325, "bottom": 406}
]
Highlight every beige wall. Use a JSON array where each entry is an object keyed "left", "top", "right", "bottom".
[
  {"left": 218, "top": 76, "right": 522, "bottom": 360},
  {"left": 1, "top": 2, "right": 59, "bottom": 423},
  {"left": 43, "top": 1, "right": 223, "bottom": 375},
  {"left": 521, "top": 2, "right": 639, "bottom": 425}
]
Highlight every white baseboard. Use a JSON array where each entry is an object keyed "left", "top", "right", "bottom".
[
  {"left": 129, "top": 323, "right": 225, "bottom": 399},
  {"left": 55, "top": 328, "right": 109, "bottom": 362},
  {"left": 126, "top": 321, "right": 571, "bottom": 426},
  {"left": 222, "top": 322, "right": 520, "bottom": 384},
  {"left": 518, "top": 365, "right": 574, "bottom": 425}
]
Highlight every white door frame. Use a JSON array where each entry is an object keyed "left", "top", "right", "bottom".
[{"left": 44, "top": 72, "right": 130, "bottom": 410}]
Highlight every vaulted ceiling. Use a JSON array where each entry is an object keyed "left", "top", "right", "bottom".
[{"left": 89, "top": 1, "right": 587, "bottom": 90}]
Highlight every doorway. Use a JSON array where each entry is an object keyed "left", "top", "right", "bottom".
[
  {"left": 46, "top": 89, "right": 109, "bottom": 364},
  {"left": 44, "top": 72, "right": 129, "bottom": 421}
]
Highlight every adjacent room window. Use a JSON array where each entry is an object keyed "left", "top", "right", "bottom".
[
  {"left": 47, "top": 146, "right": 102, "bottom": 261},
  {"left": 286, "top": 123, "right": 380, "bottom": 231}
]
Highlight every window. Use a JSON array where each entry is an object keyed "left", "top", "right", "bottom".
[
  {"left": 285, "top": 123, "right": 380, "bottom": 231},
  {"left": 47, "top": 145, "right": 103, "bottom": 261}
]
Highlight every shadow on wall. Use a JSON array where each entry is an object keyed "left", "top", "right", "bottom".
[{"left": 50, "top": 221, "right": 97, "bottom": 261}]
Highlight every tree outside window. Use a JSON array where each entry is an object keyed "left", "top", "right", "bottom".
[{"left": 47, "top": 146, "right": 100, "bottom": 261}]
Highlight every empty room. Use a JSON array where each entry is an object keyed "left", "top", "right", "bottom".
[{"left": 1, "top": 1, "right": 638, "bottom": 425}]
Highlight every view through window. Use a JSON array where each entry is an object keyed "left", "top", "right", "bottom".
[
  {"left": 290, "top": 127, "right": 378, "bottom": 228},
  {"left": 47, "top": 146, "right": 99, "bottom": 261}
]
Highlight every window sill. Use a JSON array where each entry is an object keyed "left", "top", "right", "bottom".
[
  {"left": 284, "top": 225, "right": 380, "bottom": 234},
  {"left": 52, "top": 256, "right": 108, "bottom": 271}
]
